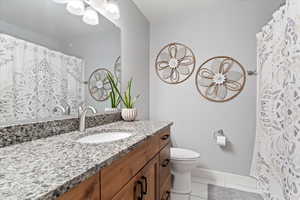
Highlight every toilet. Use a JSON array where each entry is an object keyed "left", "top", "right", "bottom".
[{"left": 170, "top": 148, "right": 200, "bottom": 200}]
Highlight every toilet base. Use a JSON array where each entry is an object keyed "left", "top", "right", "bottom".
[
  {"left": 172, "top": 171, "right": 192, "bottom": 193},
  {"left": 171, "top": 192, "right": 190, "bottom": 200}
]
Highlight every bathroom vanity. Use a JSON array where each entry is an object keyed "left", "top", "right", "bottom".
[
  {"left": 0, "top": 120, "right": 172, "bottom": 200},
  {"left": 59, "top": 125, "right": 171, "bottom": 200},
  {"left": 61, "top": 129, "right": 170, "bottom": 200}
]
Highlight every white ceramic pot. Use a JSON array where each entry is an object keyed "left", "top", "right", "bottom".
[
  {"left": 121, "top": 108, "right": 137, "bottom": 121},
  {"left": 105, "top": 108, "right": 120, "bottom": 113}
]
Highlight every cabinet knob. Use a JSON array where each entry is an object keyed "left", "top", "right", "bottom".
[
  {"left": 160, "top": 135, "right": 170, "bottom": 140},
  {"left": 161, "top": 159, "right": 170, "bottom": 167}
]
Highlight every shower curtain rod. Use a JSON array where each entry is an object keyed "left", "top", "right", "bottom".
[{"left": 247, "top": 70, "right": 258, "bottom": 76}]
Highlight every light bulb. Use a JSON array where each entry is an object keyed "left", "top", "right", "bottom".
[
  {"left": 52, "top": 0, "right": 69, "bottom": 4},
  {"left": 105, "top": 1, "right": 120, "bottom": 19},
  {"left": 83, "top": 7, "right": 99, "bottom": 26},
  {"left": 66, "top": 0, "right": 85, "bottom": 16}
]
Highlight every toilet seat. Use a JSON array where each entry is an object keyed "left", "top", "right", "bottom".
[{"left": 171, "top": 148, "right": 200, "bottom": 161}]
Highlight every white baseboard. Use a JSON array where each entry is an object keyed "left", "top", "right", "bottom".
[
  {"left": 191, "top": 168, "right": 260, "bottom": 195},
  {"left": 191, "top": 182, "right": 208, "bottom": 199}
]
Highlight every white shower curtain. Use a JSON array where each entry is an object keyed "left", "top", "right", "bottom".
[
  {"left": 0, "top": 33, "right": 84, "bottom": 124},
  {"left": 251, "top": 1, "right": 300, "bottom": 199}
]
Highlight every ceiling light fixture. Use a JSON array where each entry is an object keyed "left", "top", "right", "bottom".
[
  {"left": 82, "top": 7, "right": 99, "bottom": 26},
  {"left": 105, "top": 0, "right": 120, "bottom": 20},
  {"left": 52, "top": 0, "right": 118, "bottom": 26},
  {"left": 66, "top": 0, "right": 85, "bottom": 16}
]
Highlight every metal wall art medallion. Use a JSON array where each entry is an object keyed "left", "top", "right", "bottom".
[
  {"left": 88, "top": 68, "right": 112, "bottom": 101},
  {"left": 195, "top": 56, "right": 246, "bottom": 102},
  {"left": 155, "top": 43, "right": 196, "bottom": 84}
]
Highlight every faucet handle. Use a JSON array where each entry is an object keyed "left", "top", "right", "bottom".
[
  {"left": 87, "top": 106, "right": 97, "bottom": 114},
  {"left": 53, "top": 105, "right": 66, "bottom": 114}
]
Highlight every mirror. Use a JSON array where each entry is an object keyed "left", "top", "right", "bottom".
[{"left": 0, "top": 0, "right": 121, "bottom": 126}]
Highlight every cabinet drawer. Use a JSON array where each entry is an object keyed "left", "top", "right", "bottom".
[
  {"left": 58, "top": 174, "right": 100, "bottom": 200},
  {"left": 159, "top": 129, "right": 171, "bottom": 150},
  {"left": 160, "top": 174, "right": 171, "bottom": 200},
  {"left": 159, "top": 143, "right": 171, "bottom": 188},
  {"left": 112, "top": 156, "right": 159, "bottom": 200},
  {"left": 101, "top": 135, "right": 160, "bottom": 200}
]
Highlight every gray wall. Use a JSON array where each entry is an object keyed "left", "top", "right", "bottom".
[
  {"left": 149, "top": 0, "right": 282, "bottom": 175},
  {"left": 119, "top": 0, "right": 150, "bottom": 119}
]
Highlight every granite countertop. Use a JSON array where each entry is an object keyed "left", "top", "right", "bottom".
[{"left": 0, "top": 120, "right": 172, "bottom": 200}]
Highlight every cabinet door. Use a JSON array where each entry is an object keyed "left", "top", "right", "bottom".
[
  {"left": 141, "top": 155, "right": 159, "bottom": 200},
  {"left": 112, "top": 155, "right": 159, "bottom": 200},
  {"left": 159, "top": 143, "right": 171, "bottom": 188},
  {"left": 101, "top": 135, "right": 160, "bottom": 200}
]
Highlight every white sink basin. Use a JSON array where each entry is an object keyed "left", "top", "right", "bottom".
[{"left": 77, "top": 132, "right": 132, "bottom": 144}]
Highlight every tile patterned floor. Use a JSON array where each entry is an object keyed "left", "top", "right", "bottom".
[{"left": 207, "top": 185, "right": 263, "bottom": 200}]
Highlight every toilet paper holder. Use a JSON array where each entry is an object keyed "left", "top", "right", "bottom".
[
  {"left": 213, "top": 129, "right": 225, "bottom": 139},
  {"left": 213, "top": 129, "right": 227, "bottom": 147}
]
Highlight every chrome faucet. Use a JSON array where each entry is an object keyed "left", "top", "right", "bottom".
[
  {"left": 64, "top": 104, "right": 71, "bottom": 115},
  {"left": 79, "top": 106, "right": 97, "bottom": 132}
]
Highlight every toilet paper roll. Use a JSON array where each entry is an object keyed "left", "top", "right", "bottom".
[{"left": 217, "top": 135, "right": 226, "bottom": 147}]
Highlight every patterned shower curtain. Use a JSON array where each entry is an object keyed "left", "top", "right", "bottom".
[
  {"left": 0, "top": 33, "right": 84, "bottom": 124},
  {"left": 251, "top": 1, "right": 300, "bottom": 199}
]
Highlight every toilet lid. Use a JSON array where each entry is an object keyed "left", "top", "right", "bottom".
[{"left": 171, "top": 148, "right": 200, "bottom": 160}]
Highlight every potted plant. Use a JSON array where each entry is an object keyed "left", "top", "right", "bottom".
[
  {"left": 121, "top": 78, "right": 140, "bottom": 121},
  {"left": 108, "top": 76, "right": 140, "bottom": 121},
  {"left": 106, "top": 73, "right": 121, "bottom": 112}
]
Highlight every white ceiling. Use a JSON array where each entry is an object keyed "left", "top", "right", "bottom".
[
  {"left": 132, "top": 0, "right": 212, "bottom": 23},
  {"left": 132, "top": 0, "right": 285, "bottom": 24}
]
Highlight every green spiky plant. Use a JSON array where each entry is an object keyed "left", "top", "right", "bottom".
[
  {"left": 107, "top": 73, "right": 121, "bottom": 108},
  {"left": 107, "top": 74, "right": 140, "bottom": 109},
  {"left": 123, "top": 79, "right": 140, "bottom": 109}
]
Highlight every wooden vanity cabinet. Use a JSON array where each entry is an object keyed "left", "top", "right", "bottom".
[
  {"left": 58, "top": 174, "right": 100, "bottom": 200},
  {"left": 59, "top": 128, "right": 171, "bottom": 200}
]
